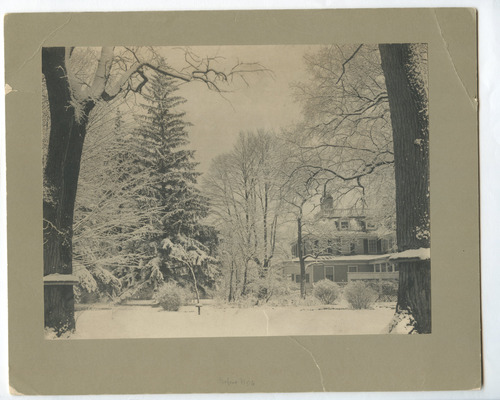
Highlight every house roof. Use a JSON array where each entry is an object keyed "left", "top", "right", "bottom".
[
  {"left": 290, "top": 254, "right": 390, "bottom": 263},
  {"left": 317, "top": 207, "right": 367, "bottom": 218}
]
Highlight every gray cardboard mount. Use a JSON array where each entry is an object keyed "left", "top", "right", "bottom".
[{"left": 5, "top": 9, "right": 480, "bottom": 394}]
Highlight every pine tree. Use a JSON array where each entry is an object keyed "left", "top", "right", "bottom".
[{"left": 115, "top": 72, "right": 217, "bottom": 299}]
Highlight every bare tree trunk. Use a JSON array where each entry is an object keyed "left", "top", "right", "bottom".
[
  {"left": 187, "top": 265, "right": 201, "bottom": 303},
  {"left": 234, "top": 259, "right": 239, "bottom": 298},
  {"left": 297, "top": 216, "right": 306, "bottom": 299},
  {"left": 379, "top": 44, "right": 431, "bottom": 333},
  {"left": 228, "top": 261, "right": 235, "bottom": 302},
  {"left": 261, "top": 183, "right": 269, "bottom": 278},
  {"left": 241, "top": 259, "right": 249, "bottom": 296},
  {"left": 42, "top": 47, "right": 95, "bottom": 333}
]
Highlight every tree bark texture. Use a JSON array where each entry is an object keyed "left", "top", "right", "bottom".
[
  {"left": 396, "top": 260, "right": 431, "bottom": 333},
  {"left": 44, "top": 286, "right": 75, "bottom": 334},
  {"left": 42, "top": 47, "right": 95, "bottom": 332},
  {"left": 379, "top": 44, "right": 431, "bottom": 333}
]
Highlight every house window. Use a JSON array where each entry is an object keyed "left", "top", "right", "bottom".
[
  {"left": 325, "top": 267, "right": 334, "bottom": 281},
  {"left": 291, "top": 274, "right": 295, "bottom": 282},
  {"left": 381, "top": 239, "right": 387, "bottom": 253},
  {"left": 327, "top": 240, "right": 333, "bottom": 254},
  {"left": 381, "top": 264, "right": 387, "bottom": 272},
  {"left": 368, "top": 239, "right": 377, "bottom": 254},
  {"left": 295, "top": 274, "right": 310, "bottom": 283},
  {"left": 341, "top": 220, "right": 349, "bottom": 230},
  {"left": 394, "top": 265, "right": 399, "bottom": 272},
  {"left": 368, "top": 239, "right": 377, "bottom": 253},
  {"left": 375, "top": 264, "right": 381, "bottom": 272},
  {"left": 348, "top": 266, "right": 358, "bottom": 273}
]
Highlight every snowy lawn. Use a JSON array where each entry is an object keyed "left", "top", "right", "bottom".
[{"left": 66, "top": 301, "right": 398, "bottom": 339}]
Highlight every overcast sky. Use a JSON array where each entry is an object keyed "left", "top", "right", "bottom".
[{"left": 163, "top": 45, "right": 320, "bottom": 175}]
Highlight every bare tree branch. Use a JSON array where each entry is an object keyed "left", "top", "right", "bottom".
[{"left": 336, "top": 44, "right": 363, "bottom": 84}]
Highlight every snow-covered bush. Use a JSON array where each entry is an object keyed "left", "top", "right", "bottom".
[
  {"left": 313, "top": 279, "right": 341, "bottom": 305},
  {"left": 155, "top": 282, "right": 188, "bottom": 311},
  {"left": 246, "top": 269, "right": 293, "bottom": 305},
  {"left": 367, "top": 280, "right": 398, "bottom": 302},
  {"left": 294, "top": 295, "right": 322, "bottom": 307},
  {"left": 343, "top": 281, "right": 378, "bottom": 309}
]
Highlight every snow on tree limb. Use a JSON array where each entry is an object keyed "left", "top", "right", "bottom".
[
  {"left": 64, "top": 46, "right": 271, "bottom": 113},
  {"left": 389, "top": 248, "right": 430, "bottom": 261}
]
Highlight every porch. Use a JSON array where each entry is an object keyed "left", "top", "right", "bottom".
[
  {"left": 347, "top": 271, "right": 399, "bottom": 281},
  {"left": 283, "top": 254, "right": 399, "bottom": 285}
]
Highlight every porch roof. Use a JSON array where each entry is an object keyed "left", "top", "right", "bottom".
[{"left": 289, "top": 254, "right": 390, "bottom": 264}]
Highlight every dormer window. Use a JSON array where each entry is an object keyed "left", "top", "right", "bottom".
[
  {"left": 313, "top": 240, "right": 319, "bottom": 252},
  {"left": 340, "top": 220, "right": 349, "bottom": 230}
]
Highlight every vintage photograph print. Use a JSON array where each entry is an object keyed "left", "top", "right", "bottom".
[{"left": 42, "top": 44, "right": 430, "bottom": 339}]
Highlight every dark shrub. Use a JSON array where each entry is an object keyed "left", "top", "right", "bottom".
[
  {"left": 343, "top": 281, "right": 378, "bottom": 309},
  {"left": 155, "top": 282, "right": 187, "bottom": 311},
  {"left": 377, "top": 280, "right": 398, "bottom": 301},
  {"left": 367, "top": 280, "right": 399, "bottom": 302},
  {"left": 313, "top": 279, "right": 341, "bottom": 305}
]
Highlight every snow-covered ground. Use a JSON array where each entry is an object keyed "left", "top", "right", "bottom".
[{"left": 59, "top": 301, "right": 399, "bottom": 339}]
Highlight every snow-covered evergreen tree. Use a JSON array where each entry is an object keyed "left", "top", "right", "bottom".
[
  {"left": 72, "top": 103, "right": 151, "bottom": 302},
  {"left": 114, "top": 71, "right": 217, "bottom": 300},
  {"left": 71, "top": 70, "right": 219, "bottom": 302}
]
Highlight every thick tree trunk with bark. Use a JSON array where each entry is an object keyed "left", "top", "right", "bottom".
[
  {"left": 379, "top": 44, "right": 431, "bottom": 333},
  {"left": 397, "top": 260, "right": 431, "bottom": 333},
  {"left": 42, "top": 47, "right": 95, "bottom": 333},
  {"left": 44, "top": 286, "right": 75, "bottom": 333}
]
